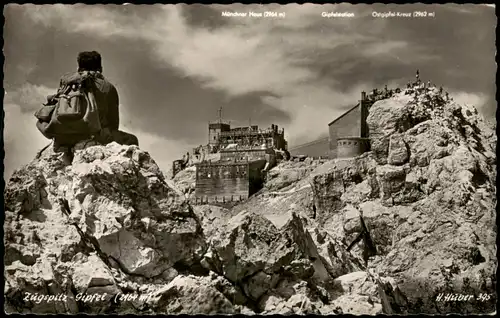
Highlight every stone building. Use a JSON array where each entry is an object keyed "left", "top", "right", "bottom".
[
  {"left": 208, "top": 122, "right": 231, "bottom": 146},
  {"left": 209, "top": 122, "right": 287, "bottom": 152},
  {"left": 194, "top": 159, "right": 267, "bottom": 204},
  {"left": 288, "top": 91, "right": 374, "bottom": 159},
  {"left": 328, "top": 91, "right": 374, "bottom": 159},
  {"left": 288, "top": 137, "right": 330, "bottom": 158},
  {"left": 193, "top": 119, "right": 288, "bottom": 204}
]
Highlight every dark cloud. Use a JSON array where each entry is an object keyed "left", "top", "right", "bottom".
[{"left": 181, "top": 4, "right": 232, "bottom": 30}]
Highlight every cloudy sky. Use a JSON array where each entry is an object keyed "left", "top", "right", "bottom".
[{"left": 3, "top": 3, "right": 496, "bottom": 178}]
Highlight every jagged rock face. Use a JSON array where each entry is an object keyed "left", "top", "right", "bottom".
[
  {"left": 311, "top": 93, "right": 497, "bottom": 314},
  {"left": 7, "top": 141, "right": 367, "bottom": 315},
  {"left": 151, "top": 275, "right": 236, "bottom": 314},
  {"left": 66, "top": 144, "right": 206, "bottom": 276},
  {"left": 204, "top": 212, "right": 332, "bottom": 288},
  {"left": 199, "top": 210, "right": 367, "bottom": 312},
  {"left": 264, "top": 160, "right": 323, "bottom": 192},
  {"left": 4, "top": 142, "right": 207, "bottom": 313},
  {"left": 327, "top": 271, "right": 383, "bottom": 315},
  {"left": 4, "top": 91, "right": 496, "bottom": 315},
  {"left": 171, "top": 166, "right": 196, "bottom": 195}
]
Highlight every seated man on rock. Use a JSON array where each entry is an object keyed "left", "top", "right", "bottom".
[{"left": 38, "top": 51, "right": 138, "bottom": 163}]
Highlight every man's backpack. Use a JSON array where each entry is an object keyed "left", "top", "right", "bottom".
[{"left": 35, "top": 71, "right": 102, "bottom": 140}]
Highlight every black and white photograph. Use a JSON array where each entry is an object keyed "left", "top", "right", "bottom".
[{"left": 2, "top": 3, "right": 497, "bottom": 315}]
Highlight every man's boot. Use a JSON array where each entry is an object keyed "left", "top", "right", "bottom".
[
  {"left": 53, "top": 141, "right": 73, "bottom": 166},
  {"left": 61, "top": 149, "right": 74, "bottom": 166}
]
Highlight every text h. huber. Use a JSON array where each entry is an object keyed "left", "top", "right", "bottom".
[{"left": 435, "top": 293, "right": 475, "bottom": 302}]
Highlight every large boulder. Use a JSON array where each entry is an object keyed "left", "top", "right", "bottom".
[
  {"left": 327, "top": 271, "right": 383, "bottom": 315},
  {"left": 311, "top": 155, "right": 379, "bottom": 223},
  {"left": 263, "top": 160, "right": 321, "bottom": 192},
  {"left": 70, "top": 253, "right": 120, "bottom": 297},
  {"left": 62, "top": 143, "right": 207, "bottom": 277},
  {"left": 4, "top": 258, "right": 79, "bottom": 314},
  {"left": 150, "top": 275, "right": 236, "bottom": 314},
  {"left": 203, "top": 210, "right": 359, "bottom": 304},
  {"left": 387, "top": 133, "right": 409, "bottom": 165},
  {"left": 258, "top": 280, "right": 325, "bottom": 314},
  {"left": 171, "top": 166, "right": 196, "bottom": 195},
  {"left": 365, "top": 96, "right": 409, "bottom": 165},
  {"left": 4, "top": 142, "right": 207, "bottom": 314}
]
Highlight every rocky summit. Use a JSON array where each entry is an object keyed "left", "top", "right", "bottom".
[{"left": 4, "top": 91, "right": 496, "bottom": 314}]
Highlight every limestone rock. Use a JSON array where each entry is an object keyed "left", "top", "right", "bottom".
[
  {"left": 209, "top": 272, "right": 248, "bottom": 305},
  {"left": 193, "top": 205, "right": 236, "bottom": 239},
  {"left": 311, "top": 156, "right": 379, "bottom": 222},
  {"left": 328, "top": 271, "right": 383, "bottom": 315},
  {"left": 4, "top": 87, "right": 496, "bottom": 315},
  {"left": 206, "top": 210, "right": 354, "bottom": 303},
  {"left": 209, "top": 211, "right": 284, "bottom": 282},
  {"left": 375, "top": 164, "right": 422, "bottom": 205},
  {"left": 264, "top": 160, "right": 320, "bottom": 192},
  {"left": 258, "top": 278, "right": 327, "bottom": 314},
  {"left": 62, "top": 143, "right": 207, "bottom": 277},
  {"left": 242, "top": 271, "right": 280, "bottom": 301},
  {"left": 71, "top": 253, "right": 120, "bottom": 297},
  {"left": 4, "top": 142, "right": 208, "bottom": 314},
  {"left": 331, "top": 271, "right": 378, "bottom": 297},
  {"left": 5, "top": 168, "right": 48, "bottom": 215},
  {"left": 151, "top": 275, "right": 235, "bottom": 314},
  {"left": 171, "top": 166, "right": 196, "bottom": 195},
  {"left": 387, "top": 134, "right": 409, "bottom": 165},
  {"left": 311, "top": 227, "right": 364, "bottom": 278},
  {"left": 329, "top": 294, "right": 382, "bottom": 315},
  {"left": 285, "top": 259, "right": 315, "bottom": 279},
  {"left": 5, "top": 259, "right": 78, "bottom": 314},
  {"left": 366, "top": 97, "right": 407, "bottom": 164},
  {"left": 312, "top": 92, "right": 496, "bottom": 314}
]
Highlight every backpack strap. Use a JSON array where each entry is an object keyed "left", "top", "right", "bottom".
[
  {"left": 59, "top": 90, "right": 85, "bottom": 100},
  {"left": 35, "top": 141, "right": 54, "bottom": 159}
]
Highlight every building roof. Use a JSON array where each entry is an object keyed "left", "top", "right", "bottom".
[
  {"left": 288, "top": 136, "right": 329, "bottom": 152},
  {"left": 195, "top": 159, "right": 266, "bottom": 167},
  {"left": 288, "top": 137, "right": 330, "bottom": 157},
  {"left": 209, "top": 122, "right": 231, "bottom": 127},
  {"left": 328, "top": 103, "right": 360, "bottom": 126}
]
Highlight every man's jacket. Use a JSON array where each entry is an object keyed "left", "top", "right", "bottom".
[{"left": 88, "top": 72, "right": 119, "bottom": 132}]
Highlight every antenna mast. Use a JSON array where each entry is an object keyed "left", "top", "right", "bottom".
[{"left": 218, "top": 106, "right": 223, "bottom": 124}]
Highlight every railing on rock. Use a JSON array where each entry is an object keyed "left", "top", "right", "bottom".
[{"left": 190, "top": 194, "right": 246, "bottom": 205}]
